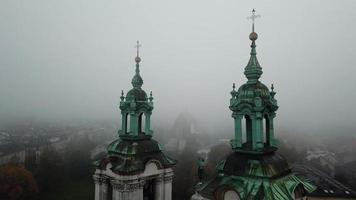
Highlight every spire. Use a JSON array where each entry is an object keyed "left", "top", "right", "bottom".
[
  {"left": 270, "top": 83, "right": 276, "bottom": 98},
  {"left": 244, "top": 9, "right": 263, "bottom": 84},
  {"left": 149, "top": 91, "right": 153, "bottom": 102},
  {"left": 120, "top": 90, "right": 125, "bottom": 101},
  {"left": 131, "top": 40, "right": 143, "bottom": 88},
  {"left": 231, "top": 83, "right": 237, "bottom": 97}
]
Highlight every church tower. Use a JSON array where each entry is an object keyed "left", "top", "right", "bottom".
[
  {"left": 93, "top": 41, "right": 176, "bottom": 200},
  {"left": 192, "top": 10, "right": 315, "bottom": 200}
]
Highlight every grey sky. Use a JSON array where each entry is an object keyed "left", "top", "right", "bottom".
[{"left": 1, "top": 0, "right": 356, "bottom": 134}]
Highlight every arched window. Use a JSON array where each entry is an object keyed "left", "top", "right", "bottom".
[
  {"left": 292, "top": 185, "right": 305, "bottom": 200},
  {"left": 224, "top": 190, "right": 240, "bottom": 200},
  {"left": 245, "top": 115, "right": 252, "bottom": 147},
  {"left": 264, "top": 115, "right": 270, "bottom": 146}
]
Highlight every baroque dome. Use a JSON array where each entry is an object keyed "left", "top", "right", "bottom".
[
  {"left": 126, "top": 88, "right": 147, "bottom": 101},
  {"left": 237, "top": 81, "right": 270, "bottom": 102}
]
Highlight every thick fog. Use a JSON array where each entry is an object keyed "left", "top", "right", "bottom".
[{"left": 1, "top": 0, "right": 356, "bottom": 134}]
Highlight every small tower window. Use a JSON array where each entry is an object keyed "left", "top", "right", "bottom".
[
  {"left": 224, "top": 190, "right": 240, "bottom": 200},
  {"left": 293, "top": 185, "right": 305, "bottom": 199},
  {"left": 245, "top": 115, "right": 252, "bottom": 147}
]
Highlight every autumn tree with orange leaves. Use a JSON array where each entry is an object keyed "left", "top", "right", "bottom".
[{"left": 0, "top": 164, "right": 38, "bottom": 200}]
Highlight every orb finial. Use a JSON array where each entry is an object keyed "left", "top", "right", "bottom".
[
  {"left": 247, "top": 9, "right": 260, "bottom": 41},
  {"left": 135, "top": 40, "right": 142, "bottom": 63}
]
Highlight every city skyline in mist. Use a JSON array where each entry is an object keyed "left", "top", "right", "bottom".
[{"left": 1, "top": 0, "right": 356, "bottom": 134}]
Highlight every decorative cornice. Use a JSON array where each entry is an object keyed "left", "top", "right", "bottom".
[
  {"left": 110, "top": 180, "right": 145, "bottom": 192},
  {"left": 164, "top": 172, "right": 174, "bottom": 182},
  {"left": 155, "top": 175, "right": 164, "bottom": 183},
  {"left": 93, "top": 175, "right": 110, "bottom": 185}
]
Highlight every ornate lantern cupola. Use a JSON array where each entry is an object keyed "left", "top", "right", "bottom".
[
  {"left": 119, "top": 41, "right": 154, "bottom": 139},
  {"left": 94, "top": 41, "right": 176, "bottom": 200},
  {"left": 229, "top": 9, "right": 278, "bottom": 152}
]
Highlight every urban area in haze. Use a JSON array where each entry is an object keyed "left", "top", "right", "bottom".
[{"left": 1, "top": 1, "right": 356, "bottom": 200}]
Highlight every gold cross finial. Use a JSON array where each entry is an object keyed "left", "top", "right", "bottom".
[
  {"left": 247, "top": 9, "right": 261, "bottom": 32},
  {"left": 135, "top": 40, "right": 142, "bottom": 58}
]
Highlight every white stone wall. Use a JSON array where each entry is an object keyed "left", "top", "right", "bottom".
[{"left": 94, "top": 160, "right": 174, "bottom": 200}]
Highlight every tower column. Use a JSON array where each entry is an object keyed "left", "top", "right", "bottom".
[
  {"left": 233, "top": 114, "right": 243, "bottom": 148},
  {"left": 94, "top": 175, "right": 110, "bottom": 200},
  {"left": 154, "top": 175, "right": 164, "bottom": 200},
  {"left": 251, "top": 116, "right": 263, "bottom": 150},
  {"left": 269, "top": 115, "right": 276, "bottom": 147},
  {"left": 145, "top": 113, "right": 151, "bottom": 135},
  {"left": 254, "top": 113, "right": 264, "bottom": 149},
  {"left": 163, "top": 172, "right": 174, "bottom": 200},
  {"left": 121, "top": 113, "right": 127, "bottom": 135},
  {"left": 130, "top": 113, "right": 139, "bottom": 136}
]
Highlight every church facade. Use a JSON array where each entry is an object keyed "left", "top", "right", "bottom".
[{"left": 93, "top": 42, "right": 176, "bottom": 200}]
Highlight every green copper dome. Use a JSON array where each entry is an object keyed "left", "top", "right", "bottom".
[
  {"left": 235, "top": 81, "right": 271, "bottom": 107},
  {"left": 126, "top": 88, "right": 147, "bottom": 101},
  {"left": 220, "top": 151, "right": 290, "bottom": 178},
  {"left": 107, "top": 138, "right": 161, "bottom": 156},
  {"left": 95, "top": 138, "right": 176, "bottom": 175}
]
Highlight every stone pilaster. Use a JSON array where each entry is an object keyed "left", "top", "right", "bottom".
[
  {"left": 93, "top": 175, "right": 110, "bottom": 200},
  {"left": 163, "top": 172, "right": 174, "bottom": 200},
  {"left": 154, "top": 175, "right": 164, "bottom": 200},
  {"left": 269, "top": 115, "right": 276, "bottom": 147},
  {"left": 145, "top": 113, "right": 151, "bottom": 135},
  {"left": 233, "top": 114, "right": 243, "bottom": 148}
]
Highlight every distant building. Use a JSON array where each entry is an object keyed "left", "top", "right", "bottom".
[
  {"left": 305, "top": 149, "right": 338, "bottom": 176},
  {"left": 294, "top": 165, "right": 356, "bottom": 200},
  {"left": 192, "top": 10, "right": 315, "bottom": 200},
  {"left": 93, "top": 43, "right": 176, "bottom": 200},
  {"left": 165, "top": 112, "right": 200, "bottom": 152}
]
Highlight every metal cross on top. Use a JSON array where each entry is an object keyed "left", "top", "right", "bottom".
[
  {"left": 135, "top": 40, "right": 142, "bottom": 57},
  {"left": 247, "top": 9, "right": 261, "bottom": 32}
]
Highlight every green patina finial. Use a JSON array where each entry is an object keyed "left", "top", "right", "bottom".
[
  {"left": 271, "top": 83, "right": 276, "bottom": 98},
  {"left": 132, "top": 40, "right": 143, "bottom": 88},
  {"left": 149, "top": 91, "right": 153, "bottom": 102},
  {"left": 231, "top": 83, "right": 237, "bottom": 97},
  {"left": 120, "top": 90, "right": 125, "bottom": 101}
]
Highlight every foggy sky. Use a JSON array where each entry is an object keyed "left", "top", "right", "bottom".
[{"left": 1, "top": 0, "right": 356, "bottom": 134}]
